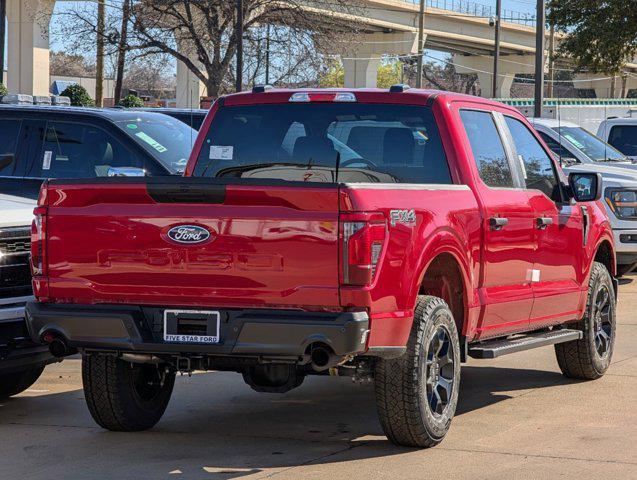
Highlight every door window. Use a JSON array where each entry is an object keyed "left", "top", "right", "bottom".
[
  {"left": 608, "top": 125, "right": 637, "bottom": 156},
  {"left": 35, "top": 121, "right": 143, "bottom": 178},
  {"left": 0, "top": 119, "right": 23, "bottom": 176},
  {"left": 537, "top": 131, "right": 579, "bottom": 165},
  {"left": 460, "top": 110, "right": 514, "bottom": 188},
  {"left": 505, "top": 116, "right": 561, "bottom": 201}
]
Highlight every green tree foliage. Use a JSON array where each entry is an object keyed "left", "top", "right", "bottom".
[
  {"left": 0, "top": 83, "right": 7, "bottom": 97},
  {"left": 319, "top": 60, "right": 402, "bottom": 88},
  {"left": 118, "top": 93, "right": 144, "bottom": 108},
  {"left": 319, "top": 61, "right": 344, "bottom": 88},
  {"left": 549, "top": 0, "right": 637, "bottom": 74},
  {"left": 377, "top": 62, "right": 402, "bottom": 89},
  {"left": 60, "top": 84, "right": 95, "bottom": 107}
]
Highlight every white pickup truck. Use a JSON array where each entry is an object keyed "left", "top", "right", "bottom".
[
  {"left": 597, "top": 117, "right": 637, "bottom": 161},
  {"left": 0, "top": 194, "right": 52, "bottom": 398},
  {"left": 532, "top": 118, "right": 637, "bottom": 275}
]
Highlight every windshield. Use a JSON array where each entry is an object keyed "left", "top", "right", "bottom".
[
  {"left": 553, "top": 126, "right": 627, "bottom": 162},
  {"left": 608, "top": 125, "right": 637, "bottom": 157},
  {"left": 115, "top": 114, "right": 197, "bottom": 174},
  {"left": 193, "top": 103, "right": 451, "bottom": 184}
]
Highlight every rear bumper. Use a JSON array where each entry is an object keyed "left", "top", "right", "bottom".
[{"left": 25, "top": 302, "right": 370, "bottom": 358}]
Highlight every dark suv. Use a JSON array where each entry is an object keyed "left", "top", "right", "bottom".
[
  {"left": 132, "top": 108, "right": 208, "bottom": 130},
  {"left": 0, "top": 105, "right": 197, "bottom": 199}
]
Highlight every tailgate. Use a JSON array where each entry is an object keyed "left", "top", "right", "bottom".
[{"left": 43, "top": 178, "right": 340, "bottom": 308}]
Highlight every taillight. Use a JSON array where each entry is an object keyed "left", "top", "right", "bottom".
[
  {"left": 31, "top": 206, "right": 47, "bottom": 276},
  {"left": 341, "top": 213, "right": 387, "bottom": 286}
]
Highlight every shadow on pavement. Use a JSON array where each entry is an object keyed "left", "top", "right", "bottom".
[{"left": 0, "top": 364, "right": 575, "bottom": 479}]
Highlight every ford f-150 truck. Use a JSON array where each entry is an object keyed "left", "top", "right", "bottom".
[{"left": 25, "top": 87, "right": 616, "bottom": 448}]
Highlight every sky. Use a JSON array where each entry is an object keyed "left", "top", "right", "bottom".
[
  {"left": 4, "top": 0, "right": 539, "bottom": 75},
  {"left": 47, "top": 0, "right": 539, "bottom": 50}
]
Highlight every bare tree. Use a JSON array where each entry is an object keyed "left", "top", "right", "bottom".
[
  {"left": 52, "top": 0, "right": 365, "bottom": 99},
  {"left": 401, "top": 57, "right": 479, "bottom": 95},
  {"left": 50, "top": 51, "right": 96, "bottom": 77},
  {"left": 123, "top": 55, "right": 176, "bottom": 98}
]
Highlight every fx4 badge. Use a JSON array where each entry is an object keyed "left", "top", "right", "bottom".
[{"left": 390, "top": 209, "right": 416, "bottom": 227}]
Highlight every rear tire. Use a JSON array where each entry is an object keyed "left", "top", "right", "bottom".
[
  {"left": 82, "top": 354, "right": 175, "bottom": 431},
  {"left": 555, "top": 262, "right": 616, "bottom": 380},
  {"left": 0, "top": 366, "right": 45, "bottom": 399},
  {"left": 375, "top": 295, "right": 461, "bottom": 448}
]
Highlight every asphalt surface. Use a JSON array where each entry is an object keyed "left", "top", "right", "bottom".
[{"left": 1, "top": 281, "right": 636, "bottom": 480}]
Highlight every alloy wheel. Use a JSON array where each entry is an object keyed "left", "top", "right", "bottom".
[
  {"left": 592, "top": 284, "right": 613, "bottom": 358},
  {"left": 425, "top": 325, "right": 456, "bottom": 417}
]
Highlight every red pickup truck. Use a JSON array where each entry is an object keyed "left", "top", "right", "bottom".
[{"left": 26, "top": 87, "right": 617, "bottom": 448}]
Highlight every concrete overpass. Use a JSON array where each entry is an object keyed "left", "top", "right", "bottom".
[{"left": 5, "top": 0, "right": 637, "bottom": 106}]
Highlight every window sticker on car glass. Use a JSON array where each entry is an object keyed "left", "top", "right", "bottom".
[
  {"left": 42, "top": 151, "right": 52, "bottom": 170},
  {"left": 210, "top": 145, "right": 234, "bottom": 160},
  {"left": 135, "top": 131, "right": 168, "bottom": 153},
  {"left": 564, "top": 134, "right": 584, "bottom": 150},
  {"left": 126, "top": 123, "right": 138, "bottom": 130}
]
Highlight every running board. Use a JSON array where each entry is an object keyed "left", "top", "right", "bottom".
[{"left": 468, "top": 329, "right": 583, "bottom": 359}]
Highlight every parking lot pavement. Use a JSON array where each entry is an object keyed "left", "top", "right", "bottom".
[{"left": 2, "top": 284, "right": 636, "bottom": 480}]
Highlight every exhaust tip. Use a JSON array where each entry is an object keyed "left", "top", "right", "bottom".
[
  {"left": 48, "top": 338, "right": 69, "bottom": 358},
  {"left": 42, "top": 332, "right": 75, "bottom": 358},
  {"left": 309, "top": 346, "right": 342, "bottom": 371}
]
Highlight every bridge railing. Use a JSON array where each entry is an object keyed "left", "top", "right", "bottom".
[{"left": 403, "top": 0, "right": 537, "bottom": 26}]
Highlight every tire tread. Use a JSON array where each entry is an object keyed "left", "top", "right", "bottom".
[
  {"left": 555, "top": 262, "right": 614, "bottom": 380},
  {"left": 375, "top": 295, "right": 459, "bottom": 448}
]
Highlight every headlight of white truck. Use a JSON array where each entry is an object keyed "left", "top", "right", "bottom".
[{"left": 605, "top": 188, "right": 637, "bottom": 219}]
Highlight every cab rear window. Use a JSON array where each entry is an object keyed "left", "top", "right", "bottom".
[{"left": 193, "top": 103, "right": 451, "bottom": 184}]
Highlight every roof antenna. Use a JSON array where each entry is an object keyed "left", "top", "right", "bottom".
[{"left": 557, "top": 94, "right": 563, "bottom": 167}]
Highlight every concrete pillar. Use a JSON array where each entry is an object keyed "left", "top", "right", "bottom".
[
  {"left": 6, "top": 0, "right": 54, "bottom": 96},
  {"left": 175, "top": 38, "right": 206, "bottom": 108},
  {"left": 343, "top": 57, "right": 381, "bottom": 88},
  {"left": 453, "top": 54, "right": 535, "bottom": 98},
  {"left": 176, "top": 60, "right": 206, "bottom": 108},
  {"left": 343, "top": 32, "right": 418, "bottom": 88},
  {"left": 475, "top": 71, "right": 515, "bottom": 98}
]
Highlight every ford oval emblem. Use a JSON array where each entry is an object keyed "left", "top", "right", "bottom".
[{"left": 166, "top": 225, "right": 212, "bottom": 244}]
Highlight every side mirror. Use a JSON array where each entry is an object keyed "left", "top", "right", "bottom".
[
  {"left": 107, "top": 166, "right": 146, "bottom": 177},
  {"left": 0, "top": 154, "right": 15, "bottom": 171},
  {"left": 568, "top": 172, "right": 602, "bottom": 202}
]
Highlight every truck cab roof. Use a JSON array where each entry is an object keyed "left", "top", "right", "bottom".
[{"left": 217, "top": 87, "right": 519, "bottom": 111}]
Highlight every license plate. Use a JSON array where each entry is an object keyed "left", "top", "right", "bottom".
[{"left": 163, "top": 310, "right": 220, "bottom": 344}]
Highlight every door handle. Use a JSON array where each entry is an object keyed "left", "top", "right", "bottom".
[
  {"left": 536, "top": 217, "right": 553, "bottom": 229},
  {"left": 489, "top": 217, "right": 509, "bottom": 231}
]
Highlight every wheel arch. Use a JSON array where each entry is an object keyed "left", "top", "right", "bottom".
[
  {"left": 593, "top": 238, "right": 617, "bottom": 296},
  {"left": 411, "top": 233, "right": 474, "bottom": 338},
  {"left": 594, "top": 239, "right": 615, "bottom": 275}
]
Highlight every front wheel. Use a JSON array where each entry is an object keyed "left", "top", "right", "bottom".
[
  {"left": 82, "top": 354, "right": 175, "bottom": 431},
  {"left": 555, "top": 261, "right": 616, "bottom": 380},
  {"left": 0, "top": 366, "right": 45, "bottom": 399},
  {"left": 375, "top": 296, "right": 461, "bottom": 448}
]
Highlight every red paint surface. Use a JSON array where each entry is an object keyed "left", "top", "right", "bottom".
[{"left": 33, "top": 89, "right": 615, "bottom": 348}]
